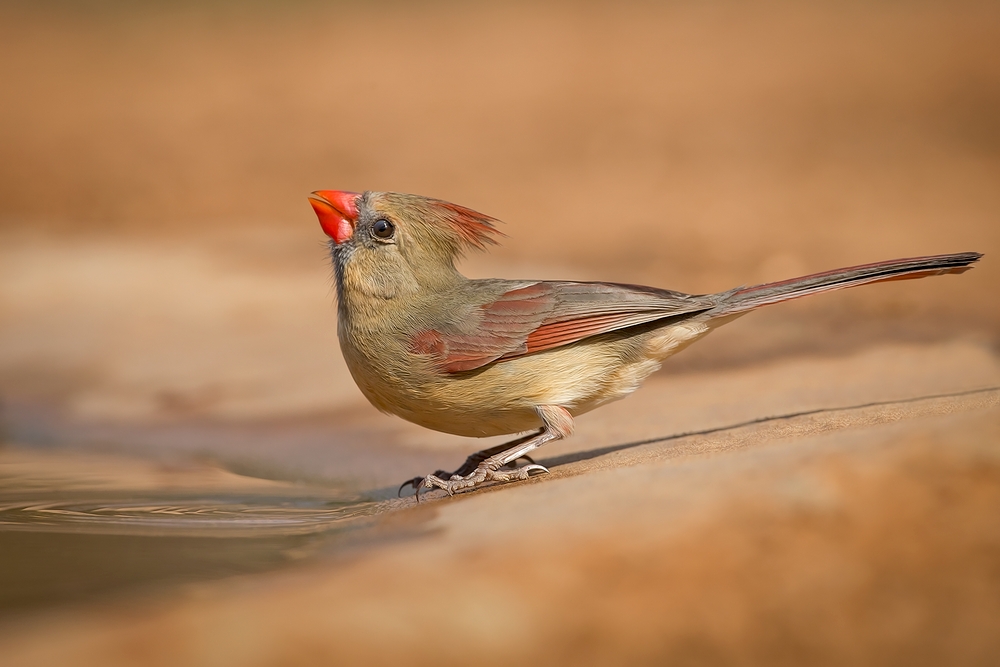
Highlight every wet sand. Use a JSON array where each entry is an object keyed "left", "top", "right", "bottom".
[{"left": 1, "top": 1, "right": 999, "bottom": 664}]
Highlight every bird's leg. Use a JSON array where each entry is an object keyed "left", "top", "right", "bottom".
[
  {"left": 398, "top": 431, "right": 542, "bottom": 498},
  {"left": 418, "top": 406, "right": 573, "bottom": 497},
  {"left": 450, "top": 430, "right": 542, "bottom": 476}
]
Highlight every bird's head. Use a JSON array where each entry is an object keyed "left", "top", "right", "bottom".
[{"left": 308, "top": 190, "right": 503, "bottom": 299}]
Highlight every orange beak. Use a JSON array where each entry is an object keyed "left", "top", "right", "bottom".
[{"left": 309, "top": 190, "right": 360, "bottom": 244}]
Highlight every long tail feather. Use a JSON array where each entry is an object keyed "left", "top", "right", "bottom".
[{"left": 713, "top": 252, "right": 982, "bottom": 315}]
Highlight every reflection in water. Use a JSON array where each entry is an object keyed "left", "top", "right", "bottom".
[
  {"left": 0, "top": 447, "right": 379, "bottom": 616},
  {"left": 0, "top": 497, "right": 374, "bottom": 534}
]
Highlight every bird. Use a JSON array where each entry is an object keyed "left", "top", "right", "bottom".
[{"left": 308, "top": 189, "right": 981, "bottom": 498}]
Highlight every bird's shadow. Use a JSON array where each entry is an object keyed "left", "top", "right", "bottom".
[
  {"left": 537, "top": 417, "right": 770, "bottom": 469},
  {"left": 540, "top": 385, "right": 997, "bottom": 468},
  {"left": 381, "top": 385, "right": 998, "bottom": 501}
]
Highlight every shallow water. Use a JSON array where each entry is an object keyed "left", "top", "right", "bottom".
[
  {"left": 0, "top": 446, "right": 381, "bottom": 616},
  {"left": 0, "top": 496, "right": 373, "bottom": 534}
]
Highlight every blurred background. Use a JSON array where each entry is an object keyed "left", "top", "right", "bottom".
[
  {"left": 1, "top": 0, "right": 998, "bottom": 663},
  {"left": 3, "top": 0, "right": 997, "bottom": 430}
]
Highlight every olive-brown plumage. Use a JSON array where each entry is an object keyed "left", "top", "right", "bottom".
[{"left": 309, "top": 189, "right": 981, "bottom": 496}]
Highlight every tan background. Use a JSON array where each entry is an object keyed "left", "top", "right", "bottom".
[
  {"left": 0, "top": 1, "right": 998, "bottom": 665},
  {"left": 1, "top": 1, "right": 997, "bottom": 428}
]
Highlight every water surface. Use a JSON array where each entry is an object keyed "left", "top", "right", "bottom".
[{"left": 0, "top": 445, "right": 379, "bottom": 616}]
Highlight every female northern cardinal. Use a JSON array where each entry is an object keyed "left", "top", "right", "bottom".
[{"left": 308, "top": 190, "right": 981, "bottom": 498}]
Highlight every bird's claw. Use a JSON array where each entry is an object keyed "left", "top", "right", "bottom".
[
  {"left": 416, "top": 462, "right": 549, "bottom": 499},
  {"left": 398, "top": 478, "right": 421, "bottom": 498},
  {"left": 397, "top": 451, "right": 541, "bottom": 499},
  {"left": 398, "top": 470, "right": 450, "bottom": 498}
]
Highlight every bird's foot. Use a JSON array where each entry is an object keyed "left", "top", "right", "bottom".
[
  {"left": 398, "top": 418, "right": 565, "bottom": 500},
  {"left": 397, "top": 445, "right": 539, "bottom": 498},
  {"left": 419, "top": 459, "right": 549, "bottom": 498}
]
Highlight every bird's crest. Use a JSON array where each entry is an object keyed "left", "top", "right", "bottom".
[
  {"left": 421, "top": 197, "right": 504, "bottom": 251},
  {"left": 375, "top": 192, "right": 504, "bottom": 255}
]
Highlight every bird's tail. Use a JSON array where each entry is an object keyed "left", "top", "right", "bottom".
[{"left": 712, "top": 252, "right": 982, "bottom": 316}]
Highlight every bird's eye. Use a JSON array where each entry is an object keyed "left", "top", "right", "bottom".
[{"left": 372, "top": 219, "right": 395, "bottom": 239}]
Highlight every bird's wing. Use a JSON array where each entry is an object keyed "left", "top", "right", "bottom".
[{"left": 408, "top": 281, "right": 717, "bottom": 373}]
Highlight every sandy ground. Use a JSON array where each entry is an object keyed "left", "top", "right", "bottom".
[
  {"left": 1, "top": 348, "right": 998, "bottom": 665},
  {"left": 1, "top": 1, "right": 999, "bottom": 664}
]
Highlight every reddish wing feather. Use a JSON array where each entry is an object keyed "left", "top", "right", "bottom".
[
  {"left": 432, "top": 284, "right": 552, "bottom": 372},
  {"left": 408, "top": 253, "right": 981, "bottom": 374},
  {"left": 524, "top": 313, "right": 641, "bottom": 353},
  {"left": 411, "top": 282, "right": 715, "bottom": 374}
]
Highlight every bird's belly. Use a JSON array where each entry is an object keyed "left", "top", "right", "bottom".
[
  {"left": 342, "top": 319, "right": 715, "bottom": 439},
  {"left": 376, "top": 343, "right": 661, "bottom": 437}
]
